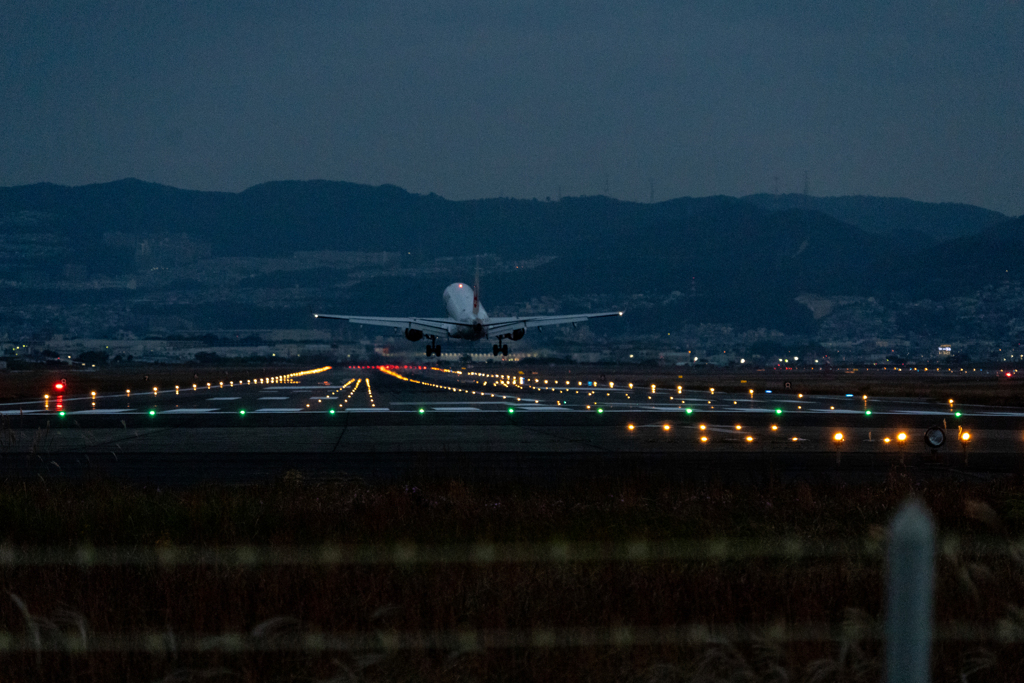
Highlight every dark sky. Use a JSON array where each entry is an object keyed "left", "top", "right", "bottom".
[{"left": 3, "top": 1, "right": 1022, "bottom": 213}]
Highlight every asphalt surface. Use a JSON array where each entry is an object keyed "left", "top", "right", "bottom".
[{"left": 1, "top": 365, "right": 1022, "bottom": 484}]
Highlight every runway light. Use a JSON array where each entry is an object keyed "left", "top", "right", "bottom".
[
  {"left": 627, "top": 424, "right": 635, "bottom": 431},
  {"left": 597, "top": 408, "right": 604, "bottom": 414},
  {"left": 58, "top": 411, "right": 65, "bottom": 418},
  {"left": 746, "top": 435, "right": 754, "bottom": 442},
  {"left": 735, "top": 424, "right": 742, "bottom": 430},
  {"left": 955, "top": 411, "right": 962, "bottom": 418},
  {"left": 884, "top": 437, "right": 891, "bottom": 444},
  {"left": 418, "top": 408, "right": 425, "bottom": 414},
  {"left": 897, "top": 432, "right": 907, "bottom": 442},
  {"left": 771, "top": 425, "right": 778, "bottom": 431},
  {"left": 865, "top": 410, "right": 872, "bottom": 416},
  {"left": 508, "top": 407, "right": 515, "bottom": 414},
  {"left": 833, "top": 432, "right": 844, "bottom": 442},
  {"left": 148, "top": 409, "right": 156, "bottom": 417},
  {"left": 699, "top": 424, "right": 706, "bottom": 431},
  {"left": 961, "top": 431, "right": 971, "bottom": 442},
  {"left": 329, "top": 409, "right": 335, "bottom": 415},
  {"left": 239, "top": 409, "right": 246, "bottom": 416},
  {"left": 775, "top": 408, "right": 782, "bottom": 415},
  {"left": 685, "top": 408, "right": 693, "bottom": 414},
  {"left": 662, "top": 424, "right": 671, "bottom": 431},
  {"left": 700, "top": 435, "right": 708, "bottom": 443}
]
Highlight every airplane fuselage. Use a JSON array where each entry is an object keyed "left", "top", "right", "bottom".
[{"left": 442, "top": 282, "right": 490, "bottom": 340}]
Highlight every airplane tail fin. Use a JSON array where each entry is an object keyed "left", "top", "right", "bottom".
[{"left": 472, "top": 260, "right": 480, "bottom": 317}]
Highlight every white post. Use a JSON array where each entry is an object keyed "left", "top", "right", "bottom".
[{"left": 886, "top": 499, "right": 935, "bottom": 683}]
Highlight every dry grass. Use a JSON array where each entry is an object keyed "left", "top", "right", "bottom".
[{"left": 2, "top": 473, "right": 1024, "bottom": 681}]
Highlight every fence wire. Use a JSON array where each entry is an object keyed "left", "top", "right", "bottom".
[
  {"left": 2, "top": 622, "right": 1024, "bottom": 654},
  {"left": 0, "top": 535, "right": 1017, "bottom": 567}
]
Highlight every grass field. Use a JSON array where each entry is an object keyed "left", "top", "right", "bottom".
[{"left": 2, "top": 472, "right": 1024, "bottom": 681}]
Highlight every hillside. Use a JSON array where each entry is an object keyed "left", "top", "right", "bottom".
[{"left": 1, "top": 179, "right": 1022, "bottom": 343}]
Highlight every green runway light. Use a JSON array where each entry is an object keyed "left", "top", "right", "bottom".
[
  {"left": 58, "top": 411, "right": 65, "bottom": 418},
  {"left": 775, "top": 408, "right": 783, "bottom": 415},
  {"left": 955, "top": 411, "right": 962, "bottom": 418},
  {"left": 239, "top": 409, "right": 246, "bottom": 416},
  {"left": 148, "top": 409, "right": 156, "bottom": 417},
  {"left": 329, "top": 409, "right": 336, "bottom": 415},
  {"left": 418, "top": 408, "right": 425, "bottom": 414},
  {"left": 685, "top": 408, "right": 693, "bottom": 414},
  {"left": 597, "top": 408, "right": 604, "bottom": 414},
  {"left": 508, "top": 407, "right": 514, "bottom": 414},
  {"left": 865, "top": 410, "right": 872, "bottom": 416}
]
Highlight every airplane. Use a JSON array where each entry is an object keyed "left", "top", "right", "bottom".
[{"left": 313, "top": 279, "right": 623, "bottom": 357}]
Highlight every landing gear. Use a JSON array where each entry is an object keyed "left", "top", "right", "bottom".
[
  {"left": 425, "top": 341, "right": 441, "bottom": 357},
  {"left": 493, "top": 343, "right": 510, "bottom": 357},
  {"left": 492, "top": 344, "right": 500, "bottom": 357},
  {"left": 502, "top": 344, "right": 509, "bottom": 356}
]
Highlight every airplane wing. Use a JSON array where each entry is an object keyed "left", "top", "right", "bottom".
[
  {"left": 485, "top": 311, "right": 623, "bottom": 337},
  {"left": 312, "top": 314, "right": 454, "bottom": 337}
]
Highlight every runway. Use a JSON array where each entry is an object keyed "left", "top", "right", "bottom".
[{"left": 1, "top": 364, "right": 1023, "bottom": 484}]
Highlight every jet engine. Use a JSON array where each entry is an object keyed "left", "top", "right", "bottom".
[
  {"left": 510, "top": 328, "right": 525, "bottom": 341},
  {"left": 404, "top": 328, "right": 423, "bottom": 342}
]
